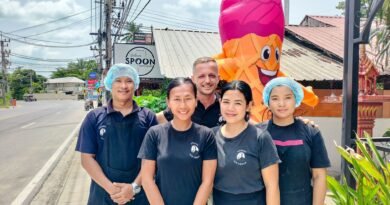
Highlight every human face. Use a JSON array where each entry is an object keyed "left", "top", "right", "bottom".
[
  {"left": 191, "top": 61, "right": 219, "bottom": 96},
  {"left": 111, "top": 76, "right": 135, "bottom": 102},
  {"left": 167, "top": 83, "right": 197, "bottom": 122},
  {"left": 268, "top": 86, "right": 296, "bottom": 121},
  {"left": 220, "top": 90, "right": 251, "bottom": 125}
]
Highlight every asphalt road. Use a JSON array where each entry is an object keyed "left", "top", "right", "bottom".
[{"left": 0, "top": 100, "right": 87, "bottom": 204}]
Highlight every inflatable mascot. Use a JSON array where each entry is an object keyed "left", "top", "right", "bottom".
[{"left": 215, "top": 0, "right": 319, "bottom": 122}]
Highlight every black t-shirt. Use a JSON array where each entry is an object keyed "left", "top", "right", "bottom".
[
  {"left": 212, "top": 124, "right": 280, "bottom": 194},
  {"left": 138, "top": 122, "right": 217, "bottom": 205},
  {"left": 163, "top": 98, "right": 220, "bottom": 128},
  {"left": 256, "top": 119, "right": 330, "bottom": 195}
]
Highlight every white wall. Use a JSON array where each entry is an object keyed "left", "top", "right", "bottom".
[{"left": 306, "top": 117, "right": 390, "bottom": 177}]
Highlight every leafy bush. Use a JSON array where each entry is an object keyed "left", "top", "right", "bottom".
[
  {"left": 383, "top": 129, "right": 390, "bottom": 137},
  {"left": 327, "top": 133, "right": 390, "bottom": 205},
  {"left": 134, "top": 95, "right": 166, "bottom": 113}
]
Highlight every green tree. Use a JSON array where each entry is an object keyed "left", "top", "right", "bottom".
[
  {"left": 9, "top": 68, "right": 47, "bottom": 100},
  {"left": 51, "top": 59, "right": 97, "bottom": 80},
  {"left": 121, "top": 22, "right": 143, "bottom": 42},
  {"left": 337, "top": 0, "right": 389, "bottom": 69}
]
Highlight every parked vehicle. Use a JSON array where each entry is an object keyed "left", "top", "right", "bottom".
[
  {"left": 23, "top": 94, "right": 37, "bottom": 102},
  {"left": 84, "top": 99, "right": 94, "bottom": 111}
]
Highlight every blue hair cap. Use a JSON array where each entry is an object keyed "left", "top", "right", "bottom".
[
  {"left": 104, "top": 64, "right": 140, "bottom": 91},
  {"left": 262, "top": 77, "right": 304, "bottom": 108}
]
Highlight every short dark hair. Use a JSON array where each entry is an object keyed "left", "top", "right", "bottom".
[
  {"left": 221, "top": 80, "right": 253, "bottom": 105},
  {"left": 192, "top": 57, "right": 217, "bottom": 72},
  {"left": 167, "top": 77, "right": 197, "bottom": 99}
]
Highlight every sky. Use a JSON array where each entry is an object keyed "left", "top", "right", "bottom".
[{"left": 0, "top": 0, "right": 343, "bottom": 78}]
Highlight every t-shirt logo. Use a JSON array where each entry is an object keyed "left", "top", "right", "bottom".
[
  {"left": 234, "top": 149, "right": 247, "bottom": 166},
  {"left": 99, "top": 126, "right": 106, "bottom": 140},
  {"left": 189, "top": 142, "right": 200, "bottom": 159}
]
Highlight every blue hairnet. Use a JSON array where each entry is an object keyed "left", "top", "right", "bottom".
[
  {"left": 104, "top": 64, "right": 140, "bottom": 91},
  {"left": 262, "top": 77, "right": 304, "bottom": 108}
]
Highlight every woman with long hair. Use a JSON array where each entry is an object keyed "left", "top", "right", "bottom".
[
  {"left": 213, "top": 80, "right": 280, "bottom": 205},
  {"left": 138, "top": 77, "right": 217, "bottom": 205}
]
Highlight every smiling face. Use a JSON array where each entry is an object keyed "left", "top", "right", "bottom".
[
  {"left": 220, "top": 90, "right": 252, "bottom": 124},
  {"left": 268, "top": 85, "right": 296, "bottom": 121},
  {"left": 254, "top": 34, "right": 282, "bottom": 85},
  {"left": 191, "top": 61, "right": 219, "bottom": 96},
  {"left": 111, "top": 76, "right": 135, "bottom": 102},
  {"left": 167, "top": 83, "right": 197, "bottom": 122}
]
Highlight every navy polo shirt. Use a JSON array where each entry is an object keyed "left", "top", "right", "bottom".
[
  {"left": 163, "top": 97, "right": 220, "bottom": 128},
  {"left": 138, "top": 122, "right": 217, "bottom": 205},
  {"left": 76, "top": 100, "right": 158, "bottom": 155}
]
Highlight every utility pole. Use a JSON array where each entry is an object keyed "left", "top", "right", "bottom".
[
  {"left": 105, "top": 0, "right": 113, "bottom": 73},
  {"left": 0, "top": 34, "right": 10, "bottom": 106}
]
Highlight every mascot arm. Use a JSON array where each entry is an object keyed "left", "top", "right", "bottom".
[{"left": 214, "top": 57, "right": 239, "bottom": 82}]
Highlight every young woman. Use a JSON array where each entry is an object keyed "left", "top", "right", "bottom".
[
  {"left": 258, "top": 77, "right": 330, "bottom": 205},
  {"left": 138, "top": 77, "right": 217, "bottom": 205},
  {"left": 213, "top": 80, "right": 280, "bottom": 205}
]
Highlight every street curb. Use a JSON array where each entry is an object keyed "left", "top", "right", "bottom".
[{"left": 11, "top": 120, "right": 83, "bottom": 205}]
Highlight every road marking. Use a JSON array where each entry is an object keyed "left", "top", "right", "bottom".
[
  {"left": 21, "top": 122, "right": 36, "bottom": 129},
  {"left": 11, "top": 118, "right": 84, "bottom": 205}
]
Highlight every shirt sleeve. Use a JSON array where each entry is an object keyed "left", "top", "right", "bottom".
[
  {"left": 163, "top": 108, "right": 173, "bottom": 121},
  {"left": 202, "top": 130, "right": 218, "bottom": 160},
  {"left": 137, "top": 128, "right": 158, "bottom": 160},
  {"left": 75, "top": 112, "right": 98, "bottom": 154},
  {"left": 148, "top": 111, "right": 158, "bottom": 127},
  {"left": 310, "top": 131, "right": 331, "bottom": 168},
  {"left": 258, "top": 130, "right": 280, "bottom": 169}
]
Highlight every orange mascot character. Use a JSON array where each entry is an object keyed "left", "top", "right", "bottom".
[{"left": 215, "top": 0, "right": 319, "bottom": 122}]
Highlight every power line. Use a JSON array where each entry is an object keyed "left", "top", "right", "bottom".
[
  {"left": 0, "top": 31, "right": 70, "bottom": 45},
  {"left": 24, "top": 16, "right": 93, "bottom": 38},
  {"left": 141, "top": 7, "right": 218, "bottom": 27},
  {"left": 2, "top": 34, "right": 96, "bottom": 48},
  {"left": 11, "top": 53, "right": 94, "bottom": 62},
  {"left": 128, "top": 0, "right": 143, "bottom": 21},
  {"left": 127, "top": 7, "right": 218, "bottom": 31},
  {"left": 8, "top": 7, "right": 96, "bottom": 33},
  {"left": 129, "top": 0, "right": 151, "bottom": 23}
]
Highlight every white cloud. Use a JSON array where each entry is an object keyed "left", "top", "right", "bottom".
[
  {"left": 178, "top": 0, "right": 219, "bottom": 9},
  {"left": 0, "top": 0, "right": 84, "bottom": 24}
]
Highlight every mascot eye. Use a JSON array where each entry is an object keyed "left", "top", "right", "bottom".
[
  {"left": 275, "top": 48, "right": 280, "bottom": 62},
  {"left": 261, "top": 46, "right": 271, "bottom": 61}
]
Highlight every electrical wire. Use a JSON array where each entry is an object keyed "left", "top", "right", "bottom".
[
  {"left": 25, "top": 16, "right": 93, "bottom": 38},
  {"left": 0, "top": 31, "right": 71, "bottom": 44},
  {"left": 2, "top": 33, "right": 96, "bottom": 48},
  {"left": 8, "top": 7, "right": 96, "bottom": 33},
  {"left": 11, "top": 53, "right": 95, "bottom": 62}
]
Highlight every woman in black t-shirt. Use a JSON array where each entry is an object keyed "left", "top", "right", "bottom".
[
  {"left": 259, "top": 77, "right": 330, "bottom": 205},
  {"left": 213, "top": 80, "right": 280, "bottom": 205},
  {"left": 138, "top": 77, "right": 217, "bottom": 205}
]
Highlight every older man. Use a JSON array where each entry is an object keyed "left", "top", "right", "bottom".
[
  {"left": 157, "top": 57, "right": 221, "bottom": 128},
  {"left": 76, "top": 64, "right": 157, "bottom": 205}
]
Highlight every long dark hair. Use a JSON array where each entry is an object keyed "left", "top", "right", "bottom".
[{"left": 167, "top": 77, "right": 197, "bottom": 99}]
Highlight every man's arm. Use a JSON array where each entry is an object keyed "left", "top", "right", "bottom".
[
  {"left": 81, "top": 153, "right": 120, "bottom": 196},
  {"left": 156, "top": 111, "right": 168, "bottom": 124},
  {"left": 112, "top": 173, "right": 141, "bottom": 204}
]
